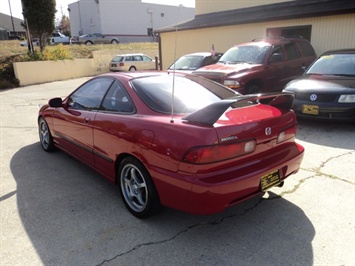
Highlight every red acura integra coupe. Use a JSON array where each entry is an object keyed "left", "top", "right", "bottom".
[{"left": 38, "top": 72, "right": 304, "bottom": 218}]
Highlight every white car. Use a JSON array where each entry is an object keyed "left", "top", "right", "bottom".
[
  {"left": 109, "top": 54, "right": 156, "bottom": 71},
  {"left": 20, "top": 38, "right": 39, "bottom": 46},
  {"left": 51, "top": 32, "right": 70, "bottom": 45}
]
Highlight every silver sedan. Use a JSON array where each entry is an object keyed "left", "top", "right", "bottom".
[{"left": 77, "top": 33, "right": 119, "bottom": 45}]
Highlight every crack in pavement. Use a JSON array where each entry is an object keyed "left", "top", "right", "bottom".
[
  {"left": 97, "top": 196, "right": 266, "bottom": 265},
  {"left": 303, "top": 151, "right": 354, "bottom": 185}
]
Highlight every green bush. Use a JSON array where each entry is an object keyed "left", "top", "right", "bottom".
[
  {"left": 21, "top": 44, "right": 73, "bottom": 61},
  {"left": 22, "top": 50, "right": 43, "bottom": 61},
  {"left": 0, "top": 61, "right": 20, "bottom": 89},
  {"left": 42, "top": 44, "right": 73, "bottom": 60}
]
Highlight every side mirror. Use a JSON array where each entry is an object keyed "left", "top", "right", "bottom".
[
  {"left": 48, "top": 97, "right": 62, "bottom": 107},
  {"left": 270, "top": 53, "right": 283, "bottom": 63}
]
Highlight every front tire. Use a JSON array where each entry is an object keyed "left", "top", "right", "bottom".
[
  {"left": 38, "top": 117, "right": 55, "bottom": 152},
  {"left": 119, "top": 157, "right": 161, "bottom": 218}
]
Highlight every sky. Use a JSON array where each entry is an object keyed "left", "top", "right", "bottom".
[{"left": 2, "top": 0, "right": 195, "bottom": 21}]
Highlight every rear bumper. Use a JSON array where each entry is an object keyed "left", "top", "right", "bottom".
[{"left": 149, "top": 142, "right": 304, "bottom": 215}]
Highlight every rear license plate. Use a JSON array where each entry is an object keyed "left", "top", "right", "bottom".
[
  {"left": 302, "top": 104, "right": 319, "bottom": 115},
  {"left": 260, "top": 170, "right": 281, "bottom": 192},
  {"left": 112, "top": 64, "right": 117, "bottom": 67}
]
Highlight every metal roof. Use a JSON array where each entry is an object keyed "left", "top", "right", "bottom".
[
  {"left": 155, "top": 0, "right": 355, "bottom": 33},
  {"left": 0, "top": 13, "right": 24, "bottom": 32}
]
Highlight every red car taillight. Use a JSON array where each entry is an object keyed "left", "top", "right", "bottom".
[
  {"left": 183, "top": 139, "right": 256, "bottom": 164},
  {"left": 119, "top": 62, "right": 124, "bottom": 66},
  {"left": 277, "top": 124, "right": 297, "bottom": 144}
]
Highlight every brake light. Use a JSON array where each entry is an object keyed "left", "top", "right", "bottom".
[
  {"left": 119, "top": 62, "right": 124, "bottom": 66},
  {"left": 183, "top": 139, "right": 256, "bottom": 164},
  {"left": 277, "top": 124, "right": 297, "bottom": 143}
]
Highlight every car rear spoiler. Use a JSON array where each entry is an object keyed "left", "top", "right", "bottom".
[{"left": 182, "top": 92, "right": 294, "bottom": 126}]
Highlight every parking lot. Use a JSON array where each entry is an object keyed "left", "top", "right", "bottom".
[{"left": 1, "top": 78, "right": 354, "bottom": 266}]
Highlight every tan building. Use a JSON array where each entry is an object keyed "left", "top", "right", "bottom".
[{"left": 155, "top": 0, "right": 355, "bottom": 70}]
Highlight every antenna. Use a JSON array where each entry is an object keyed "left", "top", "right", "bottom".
[{"left": 170, "top": 4, "right": 184, "bottom": 123}]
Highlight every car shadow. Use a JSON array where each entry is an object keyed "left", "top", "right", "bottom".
[
  {"left": 296, "top": 118, "right": 355, "bottom": 150},
  {"left": 10, "top": 143, "right": 315, "bottom": 265}
]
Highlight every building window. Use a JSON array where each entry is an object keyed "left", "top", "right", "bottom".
[
  {"left": 147, "top": 28, "right": 153, "bottom": 36},
  {"left": 266, "top": 25, "right": 312, "bottom": 41}
]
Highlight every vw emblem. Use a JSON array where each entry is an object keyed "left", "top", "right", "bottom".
[
  {"left": 265, "top": 127, "right": 272, "bottom": 136},
  {"left": 310, "top": 94, "right": 317, "bottom": 101}
]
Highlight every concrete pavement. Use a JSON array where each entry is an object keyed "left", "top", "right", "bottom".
[{"left": 1, "top": 78, "right": 354, "bottom": 265}]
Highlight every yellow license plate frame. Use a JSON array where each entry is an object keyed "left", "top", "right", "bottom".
[
  {"left": 302, "top": 104, "right": 319, "bottom": 115},
  {"left": 260, "top": 170, "right": 281, "bottom": 192}
]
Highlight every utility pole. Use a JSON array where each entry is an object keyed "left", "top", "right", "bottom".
[{"left": 7, "top": 0, "right": 16, "bottom": 36}]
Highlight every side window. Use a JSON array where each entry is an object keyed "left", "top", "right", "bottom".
[
  {"left": 270, "top": 45, "right": 284, "bottom": 62},
  {"left": 68, "top": 78, "right": 113, "bottom": 110},
  {"left": 134, "top": 55, "right": 143, "bottom": 61},
  {"left": 298, "top": 41, "right": 316, "bottom": 57},
  {"left": 101, "top": 81, "right": 134, "bottom": 113},
  {"left": 142, "top": 56, "right": 152, "bottom": 62},
  {"left": 284, "top": 43, "right": 300, "bottom": 61},
  {"left": 125, "top": 56, "right": 132, "bottom": 61}
]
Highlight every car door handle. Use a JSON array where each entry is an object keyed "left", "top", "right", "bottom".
[{"left": 84, "top": 117, "right": 90, "bottom": 124}]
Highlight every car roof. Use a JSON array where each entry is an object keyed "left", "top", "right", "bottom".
[
  {"left": 321, "top": 49, "right": 355, "bottom": 56},
  {"left": 99, "top": 71, "right": 179, "bottom": 80},
  {"left": 114, "top": 53, "right": 146, "bottom": 57},
  {"left": 181, "top": 52, "right": 220, "bottom": 57},
  {"left": 236, "top": 36, "right": 309, "bottom": 47}
]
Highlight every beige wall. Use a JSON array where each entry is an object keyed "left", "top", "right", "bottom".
[
  {"left": 13, "top": 59, "right": 96, "bottom": 86},
  {"left": 160, "top": 13, "right": 355, "bottom": 69},
  {"left": 195, "top": 0, "right": 294, "bottom": 15},
  {"left": 13, "top": 49, "right": 158, "bottom": 86}
]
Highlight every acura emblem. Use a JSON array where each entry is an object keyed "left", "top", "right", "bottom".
[
  {"left": 265, "top": 127, "right": 272, "bottom": 135},
  {"left": 310, "top": 94, "right": 317, "bottom": 101}
]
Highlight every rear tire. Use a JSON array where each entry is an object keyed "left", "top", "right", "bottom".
[
  {"left": 85, "top": 41, "right": 93, "bottom": 45},
  {"left": 118, "top": 157, "right": 161, "bottom": 218},
  {"left": 129, "top": 66, "right": 136, "bottom": 71}
]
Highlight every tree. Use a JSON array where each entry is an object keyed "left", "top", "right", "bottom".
[
  {"left": 21, "top": 0, "right": 56, "bottom": 52},
  {"left": 59, "top": 15, "right": 71, "bottom": 37}
]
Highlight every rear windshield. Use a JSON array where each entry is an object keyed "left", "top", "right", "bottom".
[
  {"left": 112, "top": 56, "right": 124, "bottom": 62},
  {"left": 131, "top": 74, "right": 239, "bottom": 114},
  {"left": 219, "top": 45, "right": 270, "bottom": 64},
  {"left": 306, "top": 53, "right": 355, "bottom": 75}
]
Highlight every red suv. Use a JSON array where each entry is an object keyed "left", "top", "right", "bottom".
[{"left": 193, "top": 37, "right": 316, "bottom": 94}]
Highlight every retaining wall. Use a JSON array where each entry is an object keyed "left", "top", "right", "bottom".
[{"left": 13, "top": 49, "right": 158, "bottom": 86}]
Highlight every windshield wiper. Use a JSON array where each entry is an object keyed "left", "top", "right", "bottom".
[
  {"left": 332, "top": 74, "right": 355, "bottom": 77},
  {"left": 222, "top": 61, "right": 247, "bottom": 64},
  {"left": 308, "top": 73, "right": 355, "bottom": 77}
]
